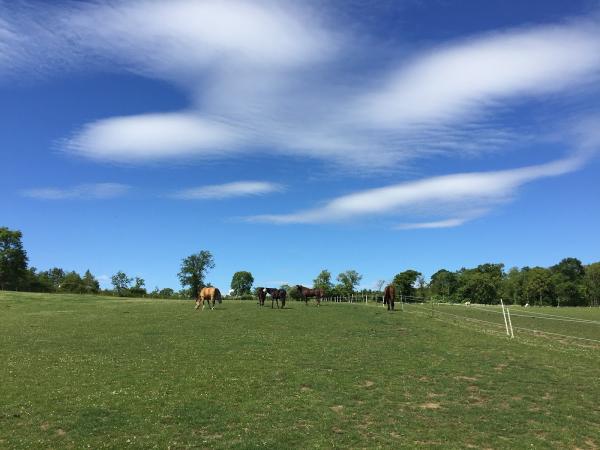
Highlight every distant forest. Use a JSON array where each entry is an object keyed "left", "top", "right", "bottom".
[{"left": 1, "top": 227, "right": 599, "bottom": 306}]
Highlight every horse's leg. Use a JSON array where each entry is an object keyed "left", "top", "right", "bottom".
[{"left": 211, "top": 295, "right": 215, "bottom": 310}]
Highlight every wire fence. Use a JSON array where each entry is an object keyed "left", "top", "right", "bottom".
[
  {"left": 286, "top": 291, "right": 600, "bottom": 346},
  {"left": 316, "top": 292, "right": 600, "bottom": 347},
  {"left": 404, "top": 300, "right": 600, "bottom": 347}
]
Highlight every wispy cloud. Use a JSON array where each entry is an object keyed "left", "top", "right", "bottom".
[
  {"left": 22, "top": 183, "right": 130, "bottom": 200},
  {"left": 247, "top": 155, "right": 584, "bottom": 226},
  {"left": 2, "top": 2, "right": 599, "bottom": 168},
  {"left": 173, "top": 181, "right": 284, "bottom": 200},
  {"left": 356, "top": 22, "right": 600, "bottom": 128},
  {"left": 395, "top": 218, "right": 472, "bottom": 230}
]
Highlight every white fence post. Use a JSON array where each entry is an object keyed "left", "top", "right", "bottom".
[
  {"left": 500, "top": 299, "right": 510, "bottom": 337},
  {"left": 506, "top": 307, "right": 514, "bottom": 338}
]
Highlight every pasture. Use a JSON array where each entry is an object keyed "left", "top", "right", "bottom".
[{"left": 1, "top": 292, "right": 599, "bottom": 449}]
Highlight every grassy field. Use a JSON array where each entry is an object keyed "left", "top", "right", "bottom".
[{"left": 1, "top": 292, "right": 599, "bottom": 449}]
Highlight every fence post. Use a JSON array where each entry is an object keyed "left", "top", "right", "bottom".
[
  {"left": 506, "top": 307, "right": 514, "bottom": 338},
  {"left": 500, "top": 299, "right": 510, "bottom": 337}
]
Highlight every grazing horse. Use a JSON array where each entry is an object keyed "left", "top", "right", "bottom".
[
  {"left": 265, "top": 288, "right": 287, "bottom": 309},
  {"left": 384, "top": 284, "right": 395, "bottom": 311},
  {"left": 296, "top": 285, "right": 323, "bottom": 306},
  {"left": 256, "top": 287, "right": 267, "bottom": 306},
  {"left": 196, "top": 287, "right": 221, "bottom": 310}
]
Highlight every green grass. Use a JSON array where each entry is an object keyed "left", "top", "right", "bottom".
[{"left": 1, "top": 292, "right": 599, "bottom": 449}]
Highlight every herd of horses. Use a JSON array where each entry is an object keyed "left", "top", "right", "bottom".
[{"left": 195, "top": 284, "right": 398, "bottom": 311}]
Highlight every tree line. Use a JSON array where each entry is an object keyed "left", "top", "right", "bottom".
[{"left": 2, "top": 226, "right": 599, "bottom": 306}]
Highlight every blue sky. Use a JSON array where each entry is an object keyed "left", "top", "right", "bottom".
[{"left": 1, "top": 0, "right": 599, "bottom": 291}]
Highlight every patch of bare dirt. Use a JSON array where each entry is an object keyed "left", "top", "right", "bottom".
[
  {"left": 419, "top": 402, "right": 441, "bottom": 410},
  {"left": 455, "top": 375, "right": 479, "bottom": 382},
  {"left": 360, "top": 380, "right": 375, "bottom": 388},
  {"left": 330, "top": 405, "right": 344, "bottom": 414}
]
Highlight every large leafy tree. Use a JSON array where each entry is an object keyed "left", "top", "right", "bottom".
[
  {"left": 523, "top": 267, "right": 554, "bottom": 306},
  {"left": 583, "top": 263, "right": 600, "bottom": 307},
  {"left": 178, "top": 250, "right": 215, "bottom": 298},
  {"left": 336, "top": 270, "right": 362, "bottom": 294},
  {"left": 111, "top": 271, "right": 132, "bottom": 296},
  {"left": 502, "top": 267, "right": 526, "bottom": 305},
  {"left": 551, "top": 257, "right": 585, "bottom": 306},
  {"left": 129, "top": 277, "right": 147, "bottom": 297},
  {"left": 429, "top": 269, "right": 457, "bottom": 300},
  {"left": 313, "top": 269, "right": 333, "bottom": 293},
  {"left": 230, "top": 271, "right": 254, "bottom": 296},
  {"left": 0, "top": 227, "right": 28, "bottom": 291},
  {"left": 61, "top": 271, "right": 86, "bottom": 293},
  {"left": 392, "top": 269, "right": 422, "bottom": 299}
]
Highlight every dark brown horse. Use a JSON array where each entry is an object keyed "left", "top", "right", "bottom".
[
  {"left": 265, "top": 288, "right": 287, "bottom": 309},
  {"left": 196, "top": 287, "right": 221, "bottom": 310},
  {"left": 296, "top": 285, "right": 323, "bottom": 306},
  {"left": 256, "top": 287, "right": 267, "bottom": 306},
  {"left": 384, "top": 284, "right": 395, "bottom": 311}
]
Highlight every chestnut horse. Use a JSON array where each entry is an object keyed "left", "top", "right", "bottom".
[
  {"left": 383, "top": 284, "right": 395, "bottom": 311},
  {"left": 296, "top": 285, "right": 323, "bottom": 306},
  {"left": 196, "top": 287, "right": 221, "bottom": 310}
]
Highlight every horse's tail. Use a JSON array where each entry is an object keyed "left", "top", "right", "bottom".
[{"left": 214, "top": 288, "right": 222, "bottom": 301}]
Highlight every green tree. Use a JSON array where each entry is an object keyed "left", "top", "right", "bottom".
[
  {"left": 42, "top": 268, "right": 65, "bottom": 291},
  {"left": 111, "top": 271, "right": 132, "bottom": 296},
  {"left": 82, "top": 270, "right": 100, "bottom": 294},
  {"left": 61, "top": 271, "right": 85, "bottom": 293},
  {"left": 551, "top": 258, "right": 585, "bottom": 306},
  {"left": 158, "top": 287, "right": 175, "bottom": 298},
  {"left": 25, "top": 267, "right": 53, "bottom": 292},
  {"left": 0, "top": 227, "right": 28, "bottom": 290},
  {"left": 429, "top": 269, "right": 457, "bottom": 300},
  {"left": 336, "top": 270, "right": 362, "bottom": 294},
  {"left": 392, "top": 269, "right": 422, "bottom": 299},
  {"left": 129, "top": 277, "right": 147, "bottom": 297},
  {"left": 313, "top": 269, "right": 333, "bottom": 293},
  {"left": 583, "top": 262, "right": 600, "bottom": 307},
  {"left": 230, "top": 271, "right": 254, "bottom": 296},
  {"left": 178, "top": 250, "right": 215, "bottom": 299},
  {"left": 502, "top": 267, "right": 525, "bottom": 305},
  {"left": 524, "top": 267, "right": 554, "bottom": 306}
]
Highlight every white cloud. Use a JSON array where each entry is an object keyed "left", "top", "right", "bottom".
[
  {"left": 65, "top": 112, "right": 238, "bottom": 162},
  {"left": 173, "top": 181, "right": 284, "bottom": 200},
  {"left": 2, "top": 2, "right": 599, "bottom": 167},
  {"left": 21, "top": 183, "right": 130, "bottom": 200},
  {"left": 395, "top": 218, "right": 471, "bottom": 230},
  {"left": 357, "top": 22, "right": 600, "bottom": 127},
  {"left": 247, "top": 155, "right": 584, "bottom": 226}
]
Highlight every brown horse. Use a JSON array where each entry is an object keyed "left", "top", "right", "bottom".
[
  {"left": 256, "top": 287, "right": 267, "bottom": 306},
  {"left": 196, "top": 287, "right": 221, "bottom": 310},
  {"left": 384, "top": 284, "right": 395, "bottom": 311},
  {"left": 265, "top": 288, "right": 287, "bottom": 309},
  {"left": 296, "top": 285, "right": 323, "bottom": 306}
]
